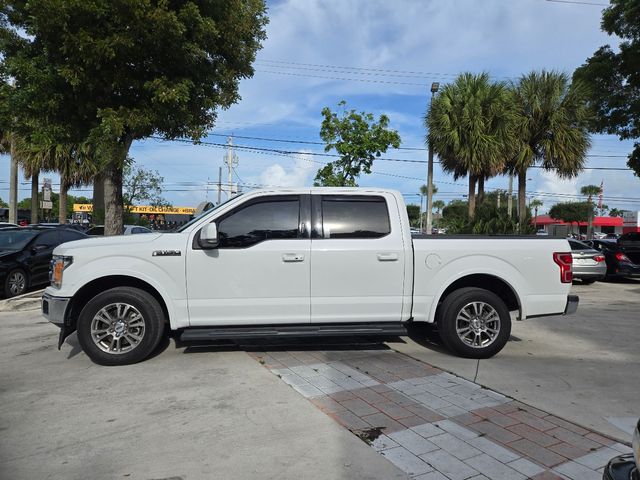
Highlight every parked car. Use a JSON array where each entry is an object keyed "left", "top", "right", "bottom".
[
  {"left": 0, "top": 227, "right": 87, "bottom": 298},
  {"left": 568, "top": 239, "right": 606, "bottom": 284},
  {"left": 605, "top": 233, "right": 621, "bottom": 240},
  {"left": 602, "top": 418, "right": 638, "bottom": 479},
  {"left": 43, "top": 188, "right": 578, "bottom": 366},
  {"left": 35, "top": 223, "right": 86, "bottom": 231},
  {"left": 85, "top": 225, "right": 153, "bottom": 236},
  {"left": 618, "top": 232, "right": 640, "bottom": 265},
  {"left": 586, "top": 240, "right": 640, "bottom": 280},
  {"left": 0, "top": 222, "right": 20, "bottom": 229}
]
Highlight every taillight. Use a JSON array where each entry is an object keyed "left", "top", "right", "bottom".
[
  {"left": 593, "top": 255, "right": 605, "bottom": 262},
  {"left": 615, "top": 252, "right": 631, "bottom": 262},
  {"left": 553, "top": 252, "right": 573, "bottom": 283}
]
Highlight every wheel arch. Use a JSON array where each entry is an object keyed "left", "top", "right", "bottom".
[
  {"left": 65, "top": 275, "right": 171, "bottom": 331},
  {"left": 433, "top": 273, "right": 521, "bottom": 323}
]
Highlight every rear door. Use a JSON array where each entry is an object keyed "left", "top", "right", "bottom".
[{"left": 310, "top": 193, "right": 406, "bottom": 324}]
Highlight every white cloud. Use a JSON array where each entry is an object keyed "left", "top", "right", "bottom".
[{"left": 257, "top": 152, "right": 316, "bottom": 187}]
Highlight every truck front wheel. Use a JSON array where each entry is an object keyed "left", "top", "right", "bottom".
[
  {"left": 437, "top": 287, "right": 511, "bottom": 359},
  {"left": 76, "top": 287, "right": 166, "bottom": 366}
]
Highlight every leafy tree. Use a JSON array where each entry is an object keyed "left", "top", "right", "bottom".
[
  {"left": 123, "top": 158, "right": 171, "bottom": 212},
  {"left": 432, "top": 200, "right": 446, "bottom": 215},
  {"left": 529, "top": 199, "right": 544, "bottom": 230},
  {"left": 1, "top": 0, "right": 268, "bottom": 235},
  {"left": 406, "top": 204, "right": 420, "bottom": 227},
  {"left": 549, "top": 201, "right": 594, "bottom": 234},
  {"left": 573, "top": 1, "right": 640, "bottom": 176},
  {"left": 608, "top": 207, "right": 626, "bottom": 217},
  {"left": 427, "top": 73, "right": 515, "bottom": 219},
  {"left": 315, "top": 101, "right": 401, "bottom": 186},
  {"left": 581, "top": 184, "right": 602, "bottom": 238},
  {"left": 509, "top": 71, "right": 592, "bottom": 226},
  {"left": 0, "top": 197, "right": 7, "bottom": 208}
]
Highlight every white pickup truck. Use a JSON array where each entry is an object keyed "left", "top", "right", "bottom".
[{"left": 43, "top": 188, "right": 578, "bottom": 365}]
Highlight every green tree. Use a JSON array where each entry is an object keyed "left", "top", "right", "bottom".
[
  {"left": 0, "top": 197, "right": 7, "bottom": 208},
  {"left": 573, "top": 1, "right": 640, "bottom": 176},
  {"left": 1, "top": 0, "right": 268, "bottom": 235},
  {"left": 581, "top": 184, "right": 602, "bottom": 238},
  {"left": 314, "top": 101, "right": 401, "bottom": 186},
  {"left": 123, "top": 158, "right": 171, "bottom": 212},
  {"left": 608, "top": 208, "right": 626, "bottom": 217},
  {"left": 406, "top": 204, "right": 420, "bottom": 227},
  {"left": 549, "top": 201, "right": 593, "bottom": 235},
  {"left": 432, "top": 200, "right": 446, "bottom": 215},
  {"left": 529, "top": 198, "right": 544, "bottom": 231},
  {"left": 427, "top": 73, "right": 515, "bottom": 219},
  {"left": 509, "top": 71, "right": 592, "bottom": 226}
]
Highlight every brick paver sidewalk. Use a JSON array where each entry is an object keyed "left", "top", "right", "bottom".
[{"left": 249, "top": 347, "right": 632, "bottom": 480}]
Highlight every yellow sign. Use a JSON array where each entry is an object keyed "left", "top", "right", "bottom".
[{"left": 73, "top": 204, "right": 196, "bottom": 215}]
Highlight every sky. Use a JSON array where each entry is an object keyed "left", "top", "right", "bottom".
[{"left": 2, "top": 0, "right": 638, "bottom": 214}]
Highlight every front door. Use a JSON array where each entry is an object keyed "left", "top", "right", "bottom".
[
  {"left": 310, "top": 193, "right": 406, "bottom": 324},
  {"left": 186, "top": 194, "right": 311, "bottom": 326}
]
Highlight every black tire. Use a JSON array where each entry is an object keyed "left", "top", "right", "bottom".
[
  {"left": 581, "top": 278, "right": 597, "bottom": 285},
  {"left": 4, "top": 268, "right": 28, "bottom": 298},
  {"left": 436, "top": 287, "right": 511, "bottom": 359},
  {"left": 77, "top": 287, "right": 165, "bottom": 366}
]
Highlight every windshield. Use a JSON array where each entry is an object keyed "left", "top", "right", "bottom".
[
  {"left": 0, "top": 230, "right": 39, "bottom": 251},
  {"left": 176, "top": 195, "right": 243, "bottom": 232}
]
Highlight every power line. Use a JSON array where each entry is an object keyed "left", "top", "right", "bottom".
[
  {"left": 545, "top": 0, "right": 608, "bottom": 6},
  {"left": 150, "top": 136, "right": 634, "bottom": 171}
]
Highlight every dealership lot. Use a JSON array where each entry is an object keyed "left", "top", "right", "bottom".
[{"left": 0, "top": 278, "right": 638, "bottom": 479}]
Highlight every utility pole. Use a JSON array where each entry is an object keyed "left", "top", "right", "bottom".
[
  {"left": 425, "top": 82, "right": 439, "bottom": 236},
  {"left": 507, "top": 174, "right": 513, "bottom": 217},
  {"left": 497, "top": 190, "right": 501, "bottom": 209},
  {"left": 225, "top": 136, "right": 238, "bottom": 200},
  {"left": 217, "top": 166, "right": 222, "bottom": 205}
]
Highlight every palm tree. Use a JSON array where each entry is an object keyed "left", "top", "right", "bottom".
[
  {"left": 529, "top": 198, "right": 544, "bottom": 231},
  {"left": 432, "top": 200, "right": 446, "bottom": 215},
  {"left": 427, "top": 73, "right": 515, "bottom": 219},
  {"left": 510, "top": 71, "right": 591, "bottom": 226},
  {"left": 581, "top": 184, "right": 601, "bottom": 239}
]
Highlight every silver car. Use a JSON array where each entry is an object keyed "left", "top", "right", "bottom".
[{"left": 568, "top": 239, "right": 606, "bottom": 284}]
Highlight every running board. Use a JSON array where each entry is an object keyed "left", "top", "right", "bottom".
[{"left": 180, "top": 322, "right": 408, "bottom": 342}]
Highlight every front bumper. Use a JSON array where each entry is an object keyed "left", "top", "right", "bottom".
[
  {"left": 42, "top": 292, "right": 71, "bottom": 327},
  {"left": 564, "top": 294, "right": 579, "bottom": 315},
  {"left": 603, "top": 454, "right": 638, "bottom": 480}
]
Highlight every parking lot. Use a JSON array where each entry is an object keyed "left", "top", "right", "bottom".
[{"left": 0, "top": 278, "right": 638, "bottom": 479}]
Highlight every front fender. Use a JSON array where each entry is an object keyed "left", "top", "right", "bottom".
[{"left": 58, "top": 255, "right": 188, "bottom": 330}]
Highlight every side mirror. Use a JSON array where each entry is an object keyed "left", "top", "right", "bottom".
[
  {"left": 31, "top": 244, "right": 48, "bottom": 254},
  {"left": 199, "top": 222, "right": 219, "bottom": 249}
]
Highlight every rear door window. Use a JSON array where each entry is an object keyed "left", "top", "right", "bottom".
[{"left": 320, "top": 196, "right": 390, "bottom": 239}]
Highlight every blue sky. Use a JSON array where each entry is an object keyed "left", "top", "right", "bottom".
[{"left": 2, "top": 0, "right": 638, "bottom": 213}]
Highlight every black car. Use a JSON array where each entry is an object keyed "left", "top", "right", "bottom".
[
  {"left": 586, "top": 240, "right": 640, "bottom": 279},
  {"left": 602, "top": 418, "right": 638, "bottom": 480},
  {"left": 619, "top": 232, "right": 640, "bottom": 265},
  {"left": 0, "top": 227, "right": 87, "bottom": 298}
]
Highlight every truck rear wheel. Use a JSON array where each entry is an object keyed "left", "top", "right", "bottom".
[
  {"left": 76, "top": 287, "right": 165, "bottom": 366},
  {"left": 437, "top": 287, "right": 511, "bottom": 359}
]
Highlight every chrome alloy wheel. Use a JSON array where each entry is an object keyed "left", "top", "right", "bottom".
[
  {"left": 455, "top": 301, "right": 501, "bottom": 348},
  {"left": 90, "top": 303, "right": 146, "bottom": 354},
  {"left": 8, "top": 271, "right": 26, "bottom": 296}
]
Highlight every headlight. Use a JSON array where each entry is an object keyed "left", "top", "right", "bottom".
[
  {"left": 50, "top": 255, "right": 73, "bottom": 288},
  {"left": 633, "top": 419, "right": 639, "bottom": 470}
]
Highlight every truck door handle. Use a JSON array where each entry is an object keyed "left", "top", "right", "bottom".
[
  {"left": 282, "top": 253, "right": 305, "bottom": 263},
  {"left": 377, "top": 253, "right": 398, "bottom": 262}
]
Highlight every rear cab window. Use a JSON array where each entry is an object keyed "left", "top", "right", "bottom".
[{"left": 316, "top": 195, "right": 391, "bottom": 239}]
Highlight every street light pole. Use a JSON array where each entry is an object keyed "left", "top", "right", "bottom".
[{"left": 425, "top": 82, "right": 439, "bottom": 236}]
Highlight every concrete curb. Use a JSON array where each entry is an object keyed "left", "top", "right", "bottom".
[{"left": 0, "top": 289, "right": 44, "bottom": 312}]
